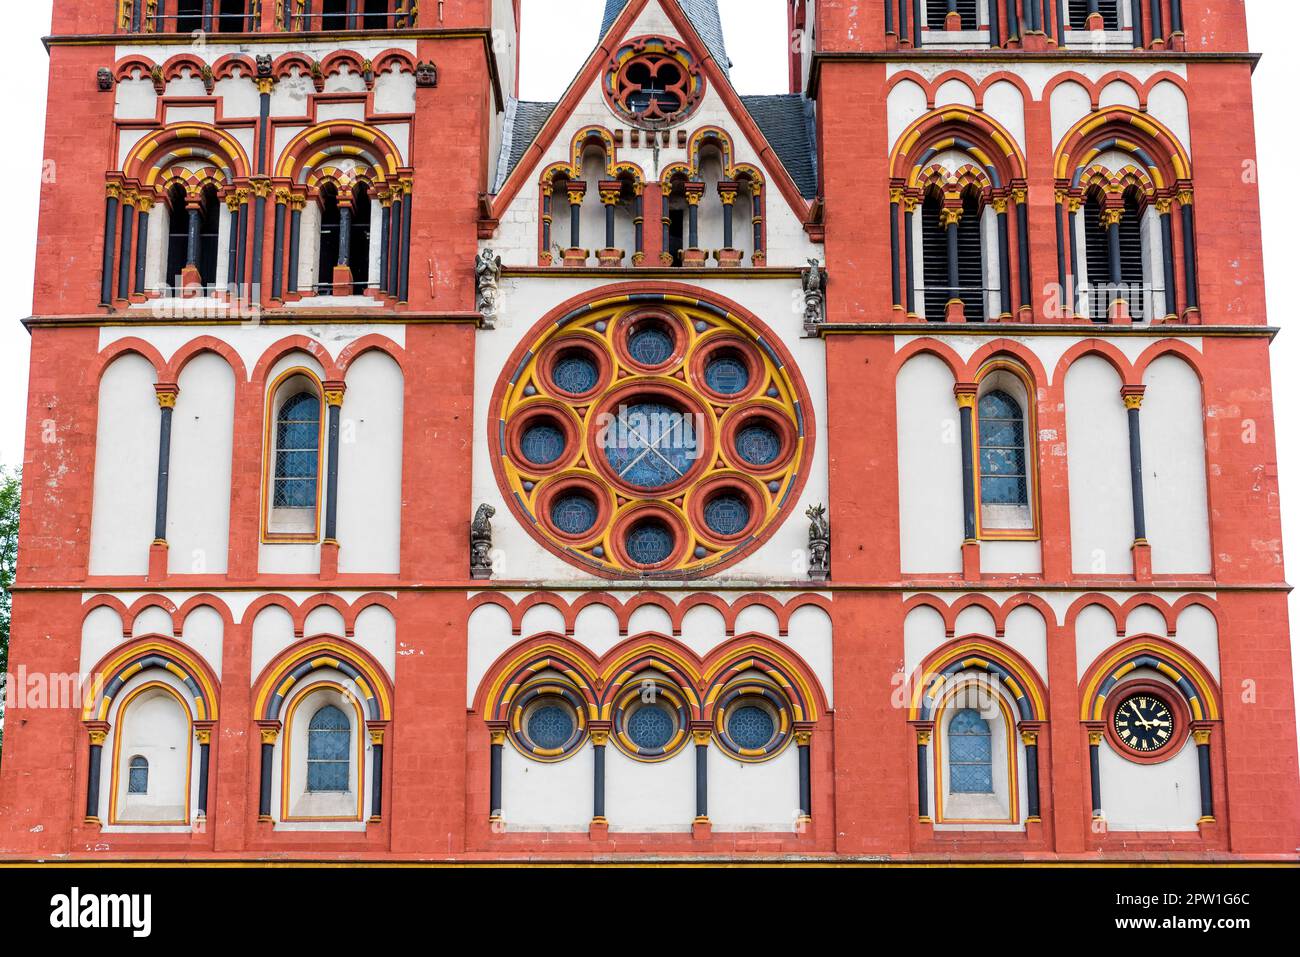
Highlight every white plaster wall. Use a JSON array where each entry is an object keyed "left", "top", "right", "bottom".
[
  {"left": 179, "top": 604, "right": 225, "bottom": 677},
  {"left": 1100, "top": 737, "right": 1202, "bottom": 831},
  {"left": 1141, "top": 356, "right": 1211, "bottom": 574},
  {"left": 785, "top": 605, "right": 834, "bottom": 707},
  {"left": 132, "top": 606, "right": 173, "bottom": 638},
  {"left": 354, "top": 604, "right": 398, "bottom": 683},
  {"left": 1065, "top": 355, "right": 1133, "bottom": 574},
  {"left": 1074, "top": 601, "right": 1121, "bottom": 681},
  {"left": 80, "top": 605, "right": 126, "bottom": 677},
  {"left": 250, "top": 605, "right": 297, "bottom": 684},
  {"left": 896, "top": 353, "right": 963, "bottom": 573},
  {"left": 708, "top": 745, "right": 800, "bottom": 831},
  {"left": 887, "top": 79, "right": 929, "bottom": 148},
  {"left": 903, "top": 604, "right": 948, "bottom": 677},
  {"left": 466, "top": 601, "right": 516, "bottom": 708},
  {"left": 1004, "top": 604, "right": 1049, "bottom": 683},
  {"left": 1175, "top": 603, "right": 1220, "bottom": 681},
  {"left": 605, "top": 747, "right": 695, "bottom": 832},
  {"left": 500, "top": 741, "right": 594, "bottom": 831},
  {"left": 168, "top": 353, "right": 235, "bottom": 575},
  {"left": 677, "top": 605, "right": 727, "bottom": 656},
  {"left": 303, "top": 605, "right": 346, "bottom": 638},
  {"left": 89, "top": 354, "right": 160, "bottom": 576},
  {"left": 338, "top": 350, "right": 404, "bottom": 573}
]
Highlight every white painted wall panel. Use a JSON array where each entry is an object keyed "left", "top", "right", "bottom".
[
  {"left": 338, "top": 350, "right": 404, "bottom": 573},
  {"left": 1142, "top": 356, "right": 1211, "bottom": 574},
  {"left": 1065, "top": 356, "right": 1133, "bottom": 574},
  {"left": 897, "top": 354, "right": 963, "bottom": 573},
  {"left": 168, "top": 353, "right": 235, "bottom": 575}
]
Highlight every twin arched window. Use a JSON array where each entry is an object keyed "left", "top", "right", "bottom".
[
  {"left": 317, "top": 182, "right": 374, "bottom": 296},
  {"left": 307, "top": 705, "right": 351, "bottom": 793},
  {"left": 163, "top": 183, "right": 220, "bottom": 293}
]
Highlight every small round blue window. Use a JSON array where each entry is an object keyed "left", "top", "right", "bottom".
[
  {"left": 627, "top": 323, "right": 674, "bottom": 366},
  {"left": 551, "top": 493, "right": 598, "bottom": 536},
  {"left": 627, "top": 704, "right": 675, "bottom": 750},
  {"left": 704, "top": 354, "right": 749, "bottom": 395},
  {"left": 728, "top": 704, "right": 775, "bottom": 750},
  {"left": 521, "top": 423, "right": 566, "bottom": 465},
  {"left": 527, "top": 703, "right": 575, "bottom": 750},
  {"left": 552, "top": 352, "right": 599, "bottom": 394},
  {"left": 735, "top": 424, "right": 780, "bottom": 467},
  {"left": 626, "top": 519, "right": 674, "bottom": 566},
  {"left": 602, "top": 402, "right": 697, "bottom": 489},
  {"left": 704, "top": 494, "right": 751, "bottom": 537}
]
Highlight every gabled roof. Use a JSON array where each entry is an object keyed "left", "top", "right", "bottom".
[
  {"left": 493, "top": 98, "right": 558, "bottom": 193},
  {"left": 741, "top": 94, "right": 819, "bottom": 199},
  {"left": 603, "top": 0, "right": 731, "bottom": 76}
]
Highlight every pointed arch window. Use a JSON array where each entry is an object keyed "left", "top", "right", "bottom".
[
  {"left": 265, "top": 371, "right": 325, "bottom": 539},
  {"left": 972, "top": 363, "right": 1037, "bottom": 537},
  {"left": 307, "top": 705, "right": 351, "bottom": 793},
  {"left": 948, "top": 708, "right": 993, "bottom": 793}
]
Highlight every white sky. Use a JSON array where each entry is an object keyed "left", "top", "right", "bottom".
[{"left": 1, "top": 1, "right": 1296, "bottom": 718}]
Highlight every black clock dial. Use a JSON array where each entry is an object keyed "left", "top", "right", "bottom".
[{"left": 1113, "top": 693, "right": 1176, "bottom": 753}]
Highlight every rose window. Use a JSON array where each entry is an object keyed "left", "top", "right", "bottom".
[
  {"left": 491, "top": 293, "right": 813, "bottom": 578},
  {"left": 605, "top": 37, "right": 704, "bottom": 125}
]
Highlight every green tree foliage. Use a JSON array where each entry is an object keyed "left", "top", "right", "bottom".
[{"left": 0, "top": 466, "right": 17, "bottom": 756}]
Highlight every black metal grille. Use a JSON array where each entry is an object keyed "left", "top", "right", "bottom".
[
  {"left": 927, "top": 0, "right": 979, "bottom": 30},
  {"left": 921, "top": 192, "right": 986, "bottom": 321},
  {"left": 1083, "top": 193, "right": 1147, "bottom": 321},
  {"left": 1069, "top": 0, "right": 1121, "bottom": 30}
]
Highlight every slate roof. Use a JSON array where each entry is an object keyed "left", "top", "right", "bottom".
[
  {"left": 740, "top": 94, "right": 819, "bottom": 198},
  {"left": 602, "top": 0, "right": 731, "bottom": 75},
  {"left": 492, "top": 98, "right": 557, "bottom": 193}
]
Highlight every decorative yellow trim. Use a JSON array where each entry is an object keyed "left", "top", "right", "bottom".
[
  {"left": 260, "top": 366, "right": 327, "bottom": 544},
  {"left": 107, "top": 681, "right": 194, "bottom": 828},
  {"left": 931, "top": 681, "right": 1020, "bottom": 827},
  {"left": 279, "top": 680, "right": 366, "bottom": 824}
]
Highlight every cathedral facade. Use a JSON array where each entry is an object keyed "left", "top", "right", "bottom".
[{"left": 0, "top": 0, "right": 1297, "bottom": 861}]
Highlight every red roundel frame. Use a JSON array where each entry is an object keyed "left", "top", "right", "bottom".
[
  {"left": 603, "top": 36, "right": 706, "bottom": 126},
  {"left": 489, "top": 286, "right": 816, "bottom": 580},
  {"left": 1103, "top": 680, "right": 1192, "bottom": 765}
]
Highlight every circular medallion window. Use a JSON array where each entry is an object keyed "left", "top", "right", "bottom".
[
  {"left": 713, "top": 682, "right": 793, "bottom": 762},
  {"left": 611, "top": 681, "right": 691, "bottom": 761},
  {"left": 604, "top": 37, "right": 705, "bottom": 126},
  {"left": 491, "top": 294, "right": 814, "bottom": 578},
  {"left": 509, "top": 682, "right": 588, "bottom": 761}
]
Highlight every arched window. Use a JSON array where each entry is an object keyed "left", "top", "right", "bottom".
[
  {"left": 363, "top": 0, "right": 393, "bottom": 29},
  {"left": 321, "top": 0, "right": 349, "bottom": 30},
  {"left": 926, "top": 0, "right": 978, "bottom": 31},
  {"left": 921, "top": 189, "right": 984, "bottom": 321},
  {"left": 317, "top": 183, "right": 342, "bottom": 295},
  {"left": 162, "top": 184, "right": 220, "bottom": 293},
  {"left": 197, "top": 185, "right": 220, "bottom": 289},
  {"left": 978, "top": 390, "right": 1027, "bottom": 508},
  {"left": 216, "top": 0, "right": 247, "bottom": 32},
  {"left": 174, "top": 0, "right": 203, "bottom": 33},
  {"left": 947, "top": 708, "right": 993, "bottom": 793},
  {"left": 272, "top": 392, "right": 322, "bottom": 512},
  {"left": 1083, "top": 190, "right": 1146, "bottom": 322},
  {"left": 164, "top": 184, "right": 189, "bottom": 293},
  {"left": 1069, "top": 0, "right": 1120, "bottom": 30},
  {"left": 307, "top": 705, "right": 351, "bottom": 793},
  {"left": 127, "top": 755, "right": 149, "bottom": 794}
]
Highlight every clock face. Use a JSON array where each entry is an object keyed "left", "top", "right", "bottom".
[{"left": 1113, "top": 693, "right": 1176, "bottom": 754}]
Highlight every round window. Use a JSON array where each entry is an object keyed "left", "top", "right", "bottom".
[
  {"left": 734, "top": 424, "right": 780, "bottom": 467},
  {"left": 625, "top": 518, "right": 675, "bottom": 566},
  {"left": 727, "top": 703, "right": 776, "bottom": 751},
  {"left": 703, "top": 493, "right": 752, "bottom": 538},
  {"left": 704, "top": 353, "right": 750, "bottom": 395},
  {"left": 626, "top": 702, "right": 677, "bottom": 750},
  {"left": 521, "top": 422, "right": 566, "bottom": 466},
  {"left": 551, "top": 492, "right": 598, "bottom": 536},
  {"left": 602, "top": 401, "right": 698, "bottom": 490},
  {"left": 525, "top": 700, "right": 577, "bottom": 751},
  {"left": 551, "top": 350, "right": 600, "bottom": 395}
]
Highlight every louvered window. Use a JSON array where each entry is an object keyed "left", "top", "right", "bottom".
[
  {"left": 1069, "top": 0, "right": 1121, "bottom": 30},
  {"left": 921, "top": 195, "right": 949, "bottom": 322},
  {"left": 1084, "top": 193, "right": 1146, "bottom": 322},
  {"left": 921, "top": 192, "right": 985, "bottom": 322},
  {"left": 927, "top": 0, "right": 979, "bottom": 30},
  {"left": 957, "top": 193, "right": 985, "bottom": 322}
]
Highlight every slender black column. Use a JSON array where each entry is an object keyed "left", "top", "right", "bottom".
[
  {"left": 1151, "top": 0, "right": 1164, "bottom": 42},
  {"left": 186, "top": 207, "right": 201, "bottom": 267},
  {"left": 1006, "top": 0, "right": 1020, "bottom": 40},
  {"left": 256, "top": 84, "right": 272, "bottom": 174},
  {"left": 904, "top": 201, "right": 917, "bottom": 316},
  {"left": 1055, "top": 0, "right": 1067, "bottom": 43},
  {"left": 134, "top": 203, "right": 151, "bottom": 296},
  {"left": 1107, "top": 215, "right": 1123, "bottom": 283},
  {"left": 251, "top": 184, "right": 268, "bottom": 298},
  {"left": 997, "top": 201, "right": 1012, "bottom": 317},
  {"left": 797, "top": 733, "right": 812, "bottom": 821},
  {"left": 1087, "top": 0, "right": 1100, "bottom": 18},
  {"left": 370, "top": 738, "right": 384, "bottom": 821},
  {"left": 1089, "top": 731, "right": 1104, "bottom": 818},
  {"left": 889, "top": 193, "right": 902, "bottom": 308},
  {"left": 633, "top": 192, "right": 644, "bottom": 260},
  {"left": 398, "top": 185, "right": 412, "bottom": 302},
  {"left": 196, "top": 732, "right": 211, "bottom": 818},
  {"left": 271, "top": 194, "right": 287, "bottom": 299},
  {"left": 1130, "top": 0, "right": 1145, "bottom": 47},
  {"left": 489, "top": 733, "right": 504, "bottom": 820},
  {"left": 324, "top": 395, "right": 342, "bottom": 540},
  {"left": 1068, "top": 201, "right": 1082, "bottom": 319},
  {"left": 288, "top": 199, "right": 303, "bottom": 295},
  {"left": 1024, "top": 0, "right": 1039, "bottom": 32},
  {"left": 911, "top": 0, "right": 921, "bottom": 46},
  {"left": 347, "top": 0, "right": 358, "bottom": 30},
  {"left": 1155, "top": 206, "right": 1176, "bottom": 319},
  {"left": 235, "top": 198, "right": 248, "bottom": 290},
  {"left": 1181, "top": 198, "right": 1199, "bottom": 313},
  {"left": 662, "top": 207, "right": 671, "bottom": 262},
  {"left": 1016, "top": 192, "right": 1032, "bottom": 311},
  {"left": 258, "top": 733, "right": 275, "bottom": 820},
  {"left": 722, "top": 199, "right": 734, "bottom": 249},
  {"left": 688, "top": 198, "right": 700, "bottom": 249},
  {"left": 957, "top": 391, "right": 977, "bottom": 540},
  {"left": 592, "top": 734, "right": 607, "bottom": 821},
  {"left": 377, "top": 201, "right": 390, "bottom": 293},
  {"left": 898, "top": 0, "right": 909, "bottom": 44},
  {"left": 101, "top": 192, "right": 120, "bottom": 305},
  {"left": 694, "top": 736, "right": 708, "bottom": 820},
  {"left": 945, "top": 210, "right": 960, "bottom": 298},
  {"left": 604, "top": 200, "right": 616, "bottom": 249},
  {"left": 1171, "top": 0, "right": 1183, "bottom": 35},
  {"left": 751, "top": 191, "right": 763, "bottom": 256},
  {"left": 1124, "top": 390, "right": 1147, "bottom": 542},
  {"left": 916, "top": 731, "right": 930, "bottom": 820},
  {"left": 989, "top": 0, "right": 1000, "bottom": 46},
  {"left": 1024, "top": 732, "right": 1041, "bottom": 820},
  {"left": 388, "top": 196, "right": 403, "bottom": 295},
  {"left": 338, "top": 205, "right": 353, "bottom": 267},
  {"left": 154, "top": 391, "right": 176, "bottom": 542},
  {"left": 86, "top": 733, "right": 105, "bottom": 820},
  {"left": 885, "top": 0, "right": 895, "bottom": 38},
  {"left": 117, "top": 201, "right": 135, "bottom": 302},
  {"left": 1041, "top": 0, "right": 1053, "bottom": 36},
  {"left": 1195, "top": 731, "right": 1213, "bottom": 820},
  {"left": 569, "top": 188, "right": 582, "bottom": 246},
  {"left": 1054, "top": 198, "right": 1068, "bottom": 318}
]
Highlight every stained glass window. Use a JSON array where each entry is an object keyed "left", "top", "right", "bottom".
[
  {"left": 552, "top": 493, "right": 598, "bottom": 536},
  {"left": 626, "top": 519, "right": 674, "bottom": 565},
  {"left": 521, "top": 423, "right": 566, "bottom": 466},
  {"left": 527, "top": 703, "right": 575, "bottom": 750},
  {"left": 704, "top": 354, "right": 749, "bottom": 394},
  {"left": 978, "top": 390, "right": 1028, "bottom": 506},
  {"left": 728, "top": 705, "right": 775, "bottom": 750},
  {"left": 735, "top": 424, "right": 780, "bottom": 467},
  {"left": 704, "top": 494, "right": 750, "bottom": 537},
  {"left": 602, "top": 402, "right": 697, "bottom": 489},
  {"left": 307, "top": 704, "right": 350, "bottom": 793},
  {"left": 627, "top": 324, "right": 674, "bottom": 366},
  {"left": 627, "top": 704, "right": 675, "bottom": 749},
  {"left": 948, "top": 707, "right": 993, "bottom": 794},
  {"left": 552, "top": 352, "right": 599, "bottom": 394},
  {"left": 127, "top": 756, "right": 149, "bottom": 794},
  {"left": 273, "top": 392, "right": 321, "bottom": 508}
]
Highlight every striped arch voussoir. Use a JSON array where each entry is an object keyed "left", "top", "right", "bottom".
[
  {"left": 83, "top": 639, "right": 220, "bottom": 723},
  {"left": 1081, "top": 640, "right": 1219, "bottom": 723},
  {"left": 254, "top": 638, "right": 393, "bottom": 723},
  {"left": 911, "top": 639, "right": 1047, "bottom": 723}
]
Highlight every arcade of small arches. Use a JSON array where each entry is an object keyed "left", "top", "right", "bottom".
[
  {"left": 100, "top": 117, "right": 415, "bottom": 307},
  {"left": 539, "top": 125, "right": 767, "bottom": 268},
  {"left": 117, "top": 1, "right": 420, "bottom": 34},
  {"left": 888, "top": 105, "right": 1199, "bottom": 324}
]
